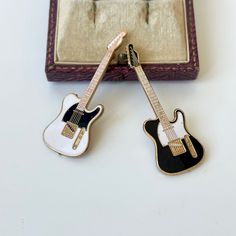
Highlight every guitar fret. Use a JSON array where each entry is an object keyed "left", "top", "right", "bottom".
[
  {"left": 77, "top": 51, "right": 113, "bottom": 111},
  {"left": 135, "top": 66, "right": 172, "bottom": 130}
]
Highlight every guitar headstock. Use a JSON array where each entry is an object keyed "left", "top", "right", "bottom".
[
  {"left": 126, "top": 44, "right": 140, "bottom": 68},
  {"left": 107, "top": 31, "right": 127, "bottom": 52}
]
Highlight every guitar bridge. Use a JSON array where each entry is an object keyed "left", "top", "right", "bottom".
[
  {"left": 168, "top": 138, "right": 186, "bottom": 157},
  {"left": 62, "top": 122, "right": 78, "bottom": 139}
]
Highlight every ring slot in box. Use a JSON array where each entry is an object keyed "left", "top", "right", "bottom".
[{"left": 46, "top": 0, "right": 199, "bottom": 81}]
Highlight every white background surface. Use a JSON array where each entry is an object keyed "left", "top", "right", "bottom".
[{"left": 0, "top": 1, "right": 236, "bottom": 235}]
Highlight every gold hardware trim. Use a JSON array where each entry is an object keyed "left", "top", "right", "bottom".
[
  {"left": 61, "top": 122, "right": 78, "bottom": 139},
  {"left": 184, "top": 135, "right": 198, "bottom": 158},
  {"left": 73, "top": 128, "right": 86, "bottom": 150},
  {"left": 168, "top": 138, "right": 186, "bottom": 157}
]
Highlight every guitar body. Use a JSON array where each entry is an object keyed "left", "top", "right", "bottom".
[
  {"left": 43, "top": 93, "right": 103, "bottom": 157},
  {"left": 144, "top": 110, "right": 204, "bottom": 175},
  {"left": 127, "top": 44, "right": 204, "bottom": 174}
]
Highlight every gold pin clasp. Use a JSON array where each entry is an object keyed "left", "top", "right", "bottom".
[{"left": 118, "top": 53, "right": 128, "bottom": 65}]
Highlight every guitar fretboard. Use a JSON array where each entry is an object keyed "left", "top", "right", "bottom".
[
  {"left": 76, "top": 50, "right": 113, "bottom": 111},
  {"left": 135, "top": 66, "right": 174, "bottom": 132}
]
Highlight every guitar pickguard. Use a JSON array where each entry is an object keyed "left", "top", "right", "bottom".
[
  {"left": 62, "top": 103, "right": 100, "bottom": 130},
  {"left": 157, "top": 111, "right": 188, "bottom": 147}
]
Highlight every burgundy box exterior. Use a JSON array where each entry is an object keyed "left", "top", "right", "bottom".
[{"left": 45, "top": 0, "right": 199, "bottom": 82}]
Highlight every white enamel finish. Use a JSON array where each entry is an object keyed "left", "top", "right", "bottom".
[
  {"left": 43, "top": 93, "right": 103, "bottom": 157},
  {"left": 157, "top": 111, "right": 189, "bottom": 147}
]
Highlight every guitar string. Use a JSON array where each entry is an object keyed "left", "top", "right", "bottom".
[
  {"left": 152, "top": 85, "right": 183, "bottom": 152},
  {"left": 70, "top": 111, "right": 76, "bottom": 123},
  {"left": 70, "top": 51, "right": 113, "bottom": 125},
  {"left": 136, "top": 66, "right": 183, "bottom": 153},
  {"left": 153, "top": 98, "right": 182, "bottom": 151},
  {"left": 137, "top": 66, "right": 178, "bottom": 140},
  {"left": 80, "top": 51, "right": 112, "bottom": 112}
]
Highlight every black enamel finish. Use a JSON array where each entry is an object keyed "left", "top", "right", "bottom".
[
  {"left": 144, "top": 118, "right": 204, "bottom": 174},
  {"left": 62, "top": 103, "right": 101, "bottom": 129}
]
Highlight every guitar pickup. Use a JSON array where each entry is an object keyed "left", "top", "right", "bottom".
[
  {"left": 62, "top": 122, "right": 78, "bottom": 139},
  {"left": 73, "top": 128, "right": 86, "bottom": 150},
  {"left": 184, "top": 135, "right": 198, "bottom": 158}
]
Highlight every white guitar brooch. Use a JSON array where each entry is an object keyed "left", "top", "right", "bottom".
[{"left": 43, "top": 32, "right": 127, "bottom": 157}]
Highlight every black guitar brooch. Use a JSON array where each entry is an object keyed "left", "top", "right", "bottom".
[{"left": 127, "top": 44, "right": 204, "bottom": 175}]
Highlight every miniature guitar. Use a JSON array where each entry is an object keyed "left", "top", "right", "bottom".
[
  {"left": 43, "top": 32, "right": 127, "bottom": 157},
  {"left": 127, "top": 44, "right": 204, "bottom": 175}
]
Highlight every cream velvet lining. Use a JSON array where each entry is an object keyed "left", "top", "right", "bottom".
[{"left": 55, "top": 0, "right": 189, "bottom": 64}]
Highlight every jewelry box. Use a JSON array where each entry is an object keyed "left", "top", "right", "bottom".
[{"left": 46, "top": 0, "right": 199, "bottom": 81}]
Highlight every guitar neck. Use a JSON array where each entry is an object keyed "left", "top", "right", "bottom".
[
  {"left": 77, "top": 50, "right": 114, "bottom": 111},
  {"left": 135, "top": 66, "right": 172, "bottom": 130}
]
